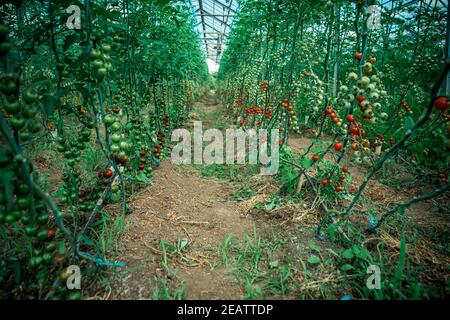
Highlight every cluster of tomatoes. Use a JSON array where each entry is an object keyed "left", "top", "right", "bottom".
[
  {"left": 56, "top": 128, "right": 92, "bottom": 167},
  {"left": 321, "top": 166, "right": 349, "bottom": 192},
  {"left": 0, "top": 148, "right": 67, "bottom": 294},
  {"left": 260, "top": 80, "right": 268, "bottom": 92},
  {"left": 247, "top": 105, "right": 264, "bottom": 116},
  {"left": 125, "top": 115, "right": 152, "bottom": 177},
  {"left": 282, "top": 97, "right": 300, "bottom": 133},
  {"left": 104, "top": 114, "right": 130, "bottom": 164},
  {"left": 154, "top": 131, "right": 165, "bottom": 159},
  {"left": 347, "top": 114, "right": 366, "bottom": 141},
  {"left": 90, "top": 43, "right": 113, "bottom": 80},
  {"left": 325, "top": 105, "right": 342, "bottom": 127},
  {"left": 400, "top": 100, "right": 412, "bottom": 113},
  {"left": 356, "top": 96, "right": 376, "bottom": 123},
  {"left": 0, "top": 27, "right": 40, "bottom": 141},
  {"left": 154, "top": 115, "right": 169, "bottom": 159}
]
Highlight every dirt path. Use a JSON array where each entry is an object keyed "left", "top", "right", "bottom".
[{"left": 111, "top": 92, "right": 253, "bottom": 299}]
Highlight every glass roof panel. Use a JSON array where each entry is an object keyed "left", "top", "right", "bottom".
[{"left": 190, "top": 0, "right": 237, "bottom": 63}]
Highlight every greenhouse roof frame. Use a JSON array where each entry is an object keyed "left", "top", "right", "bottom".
[{"left": 190, "top": 0, "right": 238, "bottom": 63}]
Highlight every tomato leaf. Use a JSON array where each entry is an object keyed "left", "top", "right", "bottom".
[
  {"left": 307, "top": 242, "right": 321, "bottom": 252},
  {"left": 307, "top": 255, "right": 321, "bottom": 264},
  {"left": 342, "top": 248, "right": 354, "bottom": 260},
  {"left": 341, "top": 264, "right": 355, "bottom": 272}
]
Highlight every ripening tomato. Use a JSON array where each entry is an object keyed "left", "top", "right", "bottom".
[
  {"left": 354, "top": 52, "right": 362, "bottom": 61},
  {"left": 103, "top": 168, "right": 113, "bottom": 178},
  {"left": 47, "top": 227, "right": 56, "bottom": 240},
  {"left": 339, "top": 174, "right": 346, "bottom": 180},
  {"left": 356, "top": 96, "right": 366, "bottom": 104}
]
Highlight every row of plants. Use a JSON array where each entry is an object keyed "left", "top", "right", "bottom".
[
  {"left": 0, "top": 0, "right": 209, "bottom": 299},
  {"left": 217, "top": 0, "right": 449, "bottom": 298}
]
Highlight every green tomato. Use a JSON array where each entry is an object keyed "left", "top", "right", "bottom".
[
  {"left": 109, "top": 191, "right": 121, "bottom": 203},
  {"left": 45, "top": 242, "right": 57, "bottom": 252},
  {"left": 81, "top": 128, "right": 91, "bottom": 139},
  {"left": 0, "top": 80, "right": 17, "bottom": 95},
  {"left": 36, "top": 229, "right": 48, "bottom": 241},
  {"left": 25, "top": 226, "right": 38, "bottom": 236},
  {"left": 119, "top": 141, "right": 130, "bottom": 151},
  {"left": 57, "top": 144, "right": 66, "bottom": 152},
  {"left": 97, "top": 67, "right": 108, "bottom": 78},
  {"left": 23, "top": 106, "right": 38, "bottom": 118},
  {"left": 28, "top": 121, "right": 41, "bottom": 133},
  {"left": 111, "top": 133, "right": 121, "bottom": 143},
  {"left": 101, "top": 44, "right": 111, "bottom": 52},
  {"left": 21, "top": 215, "right": 32, "bottom": 225},
  {"left": 67, "top": 159, "right": 76, "bottom": 167},
  {"left": 110, "top": 144, "right": 120, "bottom": 153},
  {"left": 17, "top": 197, "right": 30, "bottom": 209},
  {"left": 42, "top": 252, "right": 53, "bottom": 265},
  {"left": 10, "top": 116, "right": 26, "bottom": 130},
  {"left": 111, "top": 122, "right": 121, "bottom": 132},
  {"left": 37, "top": 213, "right": 49, "bottom": 225},
  {"left": 91, "top": 49, "right": 101, "bottom": 59},
  {"left": 104, "top": 115, "right": 115, "bottom": 126},
  {"left": 19, "top": 131, "right": 30, "bottom": 141},
  {"left": 4, "top": 101, "right": 20, "bottom": 114},
  {"left": 5, "top": 213, "right": 16, "bottom": 225},
  {"left": 17, "top": 183, "right": 30, "bottom": 195},
  {"left": 64, "top": 151, "right": 73, "bottom": 159},
  {"left": 92, "top": 59, "right": 103, "bottom": 69},
  {"left": 23, "top": 90, "right": 38, "bottom": 104}
]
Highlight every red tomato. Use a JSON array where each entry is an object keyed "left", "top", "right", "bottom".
[
  {"left": 334, "top": 142, "right": 343, "bottom": 152},
  {"left": 346, "top": 114, "right": 354, "bottom": 123},
  {"left": 322, "top": 179, "right": 328, "bottom": 186},
  {"left": 434, "top": 96, "right": 449, "bottom": 111},
  {"left": 312, "top": 155, "right": 319, "bottom": 162},
  {"left": 349, "top": 125, "right": 359, "bottom": 134},
  {"left": 342, "top": 166, "right": 349, "bottom": 173}
]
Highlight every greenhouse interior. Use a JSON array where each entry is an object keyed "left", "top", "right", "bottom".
[{"left": 0, "top": 0, "right": 449, "bottom": 304}]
